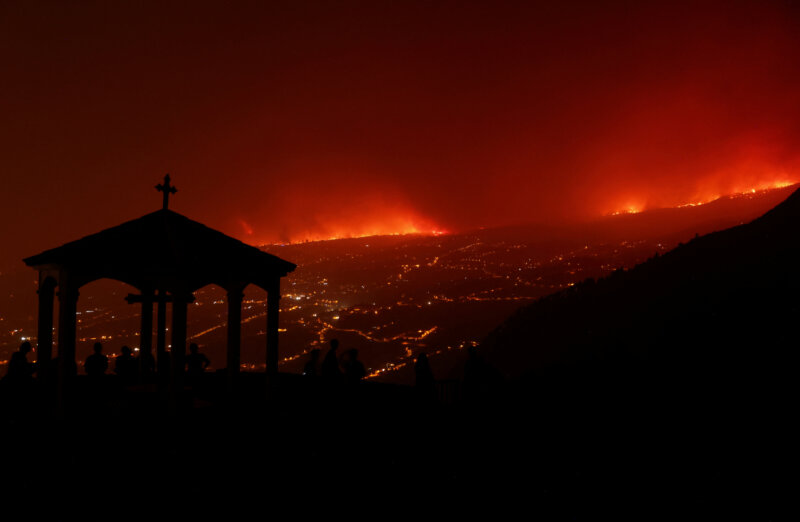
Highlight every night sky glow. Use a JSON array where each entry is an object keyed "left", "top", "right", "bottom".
[{"left": 2, "top": 1, "right": 800, "bottom": 266}]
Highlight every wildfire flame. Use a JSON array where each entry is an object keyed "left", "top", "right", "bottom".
[
  {"left": 254, "top": 209, "right": 447, "bottom": 245},
  {"left": 608, "top": 179, "right": 796, "bottom": 216},
  {"left": 610, "top": 204, "right": 644, "bottom": 216},
  {"left": 284, "top": 222, "right": 448, "bottom": 244}
]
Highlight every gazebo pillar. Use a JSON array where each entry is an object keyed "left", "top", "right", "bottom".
[
  {"left": 266, "top": 278, "right": 281, "bottom": 383},
  {"left": 139, "top": 290, "right": 154, "bottom": 379},
  {"left": 226, "top": 286, "right": 244, "bottom": 391},
  {"left": 156, "top": 290, "right": 168, "bottom": 388},
  {"left": 56, "top": 279, "right": 79, "bottom": 414},
  {"left": 169, "top": 291, "right": 191, "bottom": 403},
  {"left": 36, "top": 275, "right": 56, "bottom": 386}
]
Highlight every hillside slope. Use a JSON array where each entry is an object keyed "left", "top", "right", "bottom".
[{"left": 480, "top": 186, "right": 800, "bottom": 382}]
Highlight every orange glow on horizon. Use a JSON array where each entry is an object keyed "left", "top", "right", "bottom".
[
  {"left": 277, "top": 225, "right": 449, "bottom": 245},
  {"left": 607, "top": 178, "right": 796, "bottom": 216},
  {"left": 238, "top": 176, "right": 797, "bottom": 246},
  {"left": 609, "top": 204, "right": 644, "bottom": 216},
  {"left": 257, "top": 211, "right": 448, "bottom": 245}
]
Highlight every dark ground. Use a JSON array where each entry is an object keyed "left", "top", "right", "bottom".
[{"left": 0, "top": 364, "right": 790, "bottom": 521}]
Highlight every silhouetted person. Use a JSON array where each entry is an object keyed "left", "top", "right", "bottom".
[
  {"left": 321, "top": 339, "right": 342, "bottom": 382},
  {"left": 186, "top": 343, "right": 210, "bottom": 385},
  {"left": 114, "top": 345, "right": 138, "bottom": 386},
  {"left": 5, "top": 341, "right": 36, "bottom": 384},
  {"left": 2, "top": 341, "right": 36, "bottom": 420},
  {"left": 85, "top": 342, "right": 108, "bottom": 378},
  {"left": 303, "top": 349, "right": 321, "bottom": 377},
  {"left": 414, "top": 352, "right": 435, "bottom": 402},
  {"left": 343, "top": 348, "right": 366, "bottom": 384}
]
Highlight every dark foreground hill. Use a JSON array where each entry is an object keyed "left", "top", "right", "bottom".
[
  {"left": 459, "top": 187, "right": 799, "bottom": 517},
  {"left": 482, "top": 185, "right": 800, "bottom": 383}
]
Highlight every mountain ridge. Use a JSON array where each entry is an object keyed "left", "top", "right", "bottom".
[{"left": 479, "top": 184, "right": 800, "bottom": 381}]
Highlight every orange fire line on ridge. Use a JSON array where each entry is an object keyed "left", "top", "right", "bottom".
[{"left": 608, "top": 180, "right": 797, "bottom": 216}]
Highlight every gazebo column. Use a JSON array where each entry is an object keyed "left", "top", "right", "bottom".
[
  {"left": 156, "top": 290, "right": 168, "bottom": 388},
  {"left": 56, "top": 280, "right": 79, "bottom": 415},
  {"left": 36, "top": 276, "right": 56, "bottom": 386},
  {"left": 226, "top": 286, "right": 244, "bottom": 391},
  {"left": 266, "top": 279, "right": 281, "bottom": 384},
  {"left": 139, "top": 291, "right": 154, "bottom": 379},
  {"left": 169, "top": 292, "right": 191, "bottom": 404}
]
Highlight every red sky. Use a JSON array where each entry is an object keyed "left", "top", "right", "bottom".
[{"left": 2, "top": 1, "right": 800, "bottom": 268}]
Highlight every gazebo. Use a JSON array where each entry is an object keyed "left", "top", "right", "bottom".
[{"left": 23, "top": 176, "right": 296, "bottom": 407}]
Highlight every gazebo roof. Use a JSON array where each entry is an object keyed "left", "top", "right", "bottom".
[{"left": 23, "top": 209, "right": 296, "bottom": 292}]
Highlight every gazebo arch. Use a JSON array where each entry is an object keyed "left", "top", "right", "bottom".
[{"left": 23, "top": 180, "right": 296, "bottom": 411}]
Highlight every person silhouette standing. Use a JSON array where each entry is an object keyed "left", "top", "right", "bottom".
[
  {"left": 2, "top": 341, "right": 36, "bottom": 419},
  {"left": 321, "top": 339, "right": 342, "bottom": 383},
  {"left": 85, "top": 342, "right": 108, "bottom": 378},
  {"left": 343, "top": 349, "right": 366, "bottom": 384},
  {"left": 186, "top": 343, "right": 210, "bottom": 387},
  {"left": 5, "top": 341, "right": 36, "bottom": 384},
  {"left": 303, "top": 349, "right": 321, "bottom": 377},
  {"left": 114, "top": 345, "right": 138, "bottom": 386}
]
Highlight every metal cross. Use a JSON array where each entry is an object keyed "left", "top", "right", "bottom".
[{"left": 155, "top": 174, "right": 177, "bottom": 210}]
